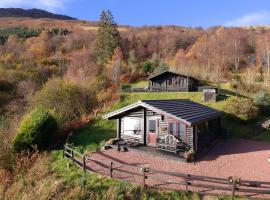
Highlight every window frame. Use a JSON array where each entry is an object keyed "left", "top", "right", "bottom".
[
  {"left": 168, "top": 122, "right": 177, "bottom": 135},
  {"left": 178, "top": 123, "right": 186, "bottom": 142},
  {"left": 148, "top": 119, "right": 157, "bottom": 133}
]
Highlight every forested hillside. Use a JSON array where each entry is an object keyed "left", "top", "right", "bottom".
[{"left": 0, "top": 9, "right": 270, "bottom": 199}]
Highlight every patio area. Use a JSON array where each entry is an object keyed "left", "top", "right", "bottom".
[{"left": 86, "top": 138, "right": 270, "bottom": 198}]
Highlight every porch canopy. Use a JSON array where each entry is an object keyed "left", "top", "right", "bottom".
[{"left": 103, "top": 99, "right": 222, "bottom": 126}]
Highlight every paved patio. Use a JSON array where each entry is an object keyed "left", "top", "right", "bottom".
[{"left": 86, "top": 139, "right": 270, "bottom": 198}]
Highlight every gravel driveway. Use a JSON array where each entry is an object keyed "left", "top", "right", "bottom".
[{"left": 86, "top": 139, "right": 270, "bottom": 198}]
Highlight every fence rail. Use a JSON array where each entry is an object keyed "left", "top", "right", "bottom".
[{"left": 63, "top": 145, "right": 270, "bottom": 199}]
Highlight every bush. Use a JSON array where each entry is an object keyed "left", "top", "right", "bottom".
[
  {"left": 224, "top": 97, "right": 259, "bottom": 121},
  {"left": 32, "top": 78, "right": 97, "bottom": 124},
  {"left": 13, "top": 107, "right": 58, "bottom": 152},
  {"left": 253, "top": 91, "right": 270, "bottom": 115},
  {"left": 121, "top": 83, "right": 131, "bottom": 91},
  {"left": 139, "top": 61, "right": 154, "bottom": 73},
  {"left": 120, "top": 72, "right": 146, "bottom": 83}
]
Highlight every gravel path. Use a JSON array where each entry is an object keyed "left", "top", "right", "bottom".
[{"left": 86, "top": 139, "right": 270, "bottom": 198}]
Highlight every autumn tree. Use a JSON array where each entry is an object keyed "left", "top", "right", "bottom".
[
  {"left": 95, "top": 10, "right": 121, "bottom": 65},
  {"left": 110, "top": 47, "right": 123, "bottom": 82},
  {"left": 128, "top": 49, "right": 138, "bottom": 72},
  {"left": 256, "top": 32, "right": 270, "bottom": 85}
]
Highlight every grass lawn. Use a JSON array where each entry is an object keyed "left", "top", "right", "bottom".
[
  {"left": 255, "top": 130, "right": 270, "bottom": 142},
  {"left": 70, "top": 119, "right": 116, "bottom": 153},
  {"left": 130, "top": 80, "right": 148, "bottom": 88},
  {"left": 111, "top": 92, "right": 226, "bottom": 111}
]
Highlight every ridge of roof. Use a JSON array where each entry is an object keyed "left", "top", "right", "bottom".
[
  {"left": 148, "top": 70, "right": 199, "bottom": 81},
  {"left": 103, "top": 99, "right": 222, "bottom": 126}
]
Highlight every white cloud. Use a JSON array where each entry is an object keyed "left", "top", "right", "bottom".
[
  {"left": 0, "top": 0, "right": 70, "bottom": 12},
  {"left": 225, "top": 11, "right": 270, "bottom": 27}
]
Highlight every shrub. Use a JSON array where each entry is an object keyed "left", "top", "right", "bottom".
[
  {"left": 13, "top": 107, "right": 58, "bottom": 152},
  {"left": 224, "top": 97, "right": 259, "bottom": 121},
  {"left": 184, "top": 149, "right": 196, "bottom": 162},
  {"left": 121, "top": 83, "right": 131, "bottom": 91},
  {"left": 0, "top": 27, "right": 41, "bottom": 44},
  {"left": 253, "top": 91, "right": 270, "bottom": 115},
  {"left": 139, "top": 61, "right": 154, "bottom": 73},
  {"left": 32, "top": 78, "right": 97, "bottom": 124},
  {"left": 120, "top": 72, "right": 146, "bottom": 83}
]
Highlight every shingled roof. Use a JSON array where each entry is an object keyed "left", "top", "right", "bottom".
[
  {"left": 148, "top": 71, "right": 199, "bottom": 82},
  {"left": 103, "top": 99, "right": 222, "bottom": 126}
]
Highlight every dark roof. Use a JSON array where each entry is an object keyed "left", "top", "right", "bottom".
[
  {"left": 148, "top": 71, "right": 199, "bottom": 82},
  {"left": 104, "top": 99, "right": 222, "bottom": 126}
]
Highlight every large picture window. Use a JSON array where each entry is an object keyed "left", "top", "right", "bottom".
[{"left": 123, "top": 117, "right": 142, "bottom": 136}]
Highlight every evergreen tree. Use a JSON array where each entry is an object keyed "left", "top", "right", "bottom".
[{"left": 95, "top": 10, "right": 121, "bottom": 65}]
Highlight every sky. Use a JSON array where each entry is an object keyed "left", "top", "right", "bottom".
[{"left": 1, "top": 0, "right": 270, "bottom": 27}]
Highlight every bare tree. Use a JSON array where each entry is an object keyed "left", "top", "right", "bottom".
[{"left": 256, "top": 32, "right": 270, "bottom": 85}]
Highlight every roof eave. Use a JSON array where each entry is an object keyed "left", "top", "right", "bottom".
[
  {"left": 103, "top": 101, "right": 143, "bottom": 120},
  {"left": 189, "top": 112, "right": 223, "bottom": 126}
]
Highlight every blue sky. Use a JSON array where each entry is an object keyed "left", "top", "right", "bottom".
[{"left": 1, "top": 0, "right": 270, "bottom": 27}]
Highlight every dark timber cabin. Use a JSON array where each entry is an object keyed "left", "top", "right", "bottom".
[
  {"left": 103, "top": 100, "right": 222, "bottom": 157},
  {"left": 148, "top": 71, "right": 200, "bottom": 92}
]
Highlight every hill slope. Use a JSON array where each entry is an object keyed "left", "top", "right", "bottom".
[{"left": 0, "top": 8, "right": 76, "bottom": 20}]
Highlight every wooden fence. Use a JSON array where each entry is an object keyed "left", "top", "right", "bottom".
[{"left": 63, "top": 145, "right": 270, "bottom": 199}]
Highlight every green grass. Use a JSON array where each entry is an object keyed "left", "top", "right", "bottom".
[
  {"left": 255, "top": 130, "right": 270, "bottom": 142},
  {"left": 130, "top": 80, "right": 148, "bottom": 88},
  {"left": 71, "top": 118, "right": 116, "bottom": 153},
  {"left": 111, "top": 92, "right": 226, "bottom": 111}
]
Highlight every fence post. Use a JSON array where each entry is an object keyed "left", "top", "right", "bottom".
[
  {"left": 231, "top": 179, "right": 236, "bottom": 200},
  {"left": 63, "top": 146, "right": 65, "bottom": 158},
  {"left": 142, "top": 167, "right": 146, "bottom": 188},
  {"left": 83, "top": 155, "right": 86, "bottom": 171},
  {"left": 71, "top": 149, "right": 74, "bottom": 163},
  {"left": 185, "top": 174, "right": 190, "bottom": 191},
  {"left": 110, "top": 162, "right": 113, "bottom": 178}
]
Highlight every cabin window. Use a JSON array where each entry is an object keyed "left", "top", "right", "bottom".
[
  {"left": 169, "top": 122, "right": 176, "bottom": 135},
  {"left": 168, "top": 80, "right": 172, "bottom": 85},
  {"left": 180, "top": 79, "right": 184, "bottom": 86},
  {"left": 178, "top": 123, "right": 186, "bottom": 140},
  {"left": 148, "top": 120, "right": 157, "bottom": 132},
  {"left": 123, "top": 117, "right": 141, "bottom": 136}
]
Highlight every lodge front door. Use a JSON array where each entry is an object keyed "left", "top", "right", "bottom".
[{"left": 147, "top": 118, "right": 158, "bottom": 147}]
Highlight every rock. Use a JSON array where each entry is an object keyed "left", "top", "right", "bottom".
[
  {"left": 122, "top": 146, "right": 128, "bottom": 152},
  {"left": 101, "top": 145, "right": 113, "bottom": 151},
  {"left": 104, "top": 145, "right": 112, "bottom": 150},
  {"left": 261, "top": 119, "right": 270, "bottom": 130},
  {"left": 106, "top": 138, "right": 121, "bottom": 145}
]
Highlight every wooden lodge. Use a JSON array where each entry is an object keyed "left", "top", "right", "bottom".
[
  {"left": 148, "top": 71, "right": 200, "bottom": 92},
  {"left": 103, "top": 100, "right": 222, "bottom": 157}
]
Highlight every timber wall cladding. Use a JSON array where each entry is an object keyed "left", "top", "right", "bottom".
[
  {"left": 119, "top": 106, "right": 196, "bottom": 147},
  {"left": 186, "top": 127, "right": 194, "bottom": 149},
  {"left": 119, "top": 107, "right": 195, "bottom": 146}
]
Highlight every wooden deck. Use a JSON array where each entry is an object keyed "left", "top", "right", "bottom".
[{"left": 114, "top": 144, "right": 187, "bottom": 162}]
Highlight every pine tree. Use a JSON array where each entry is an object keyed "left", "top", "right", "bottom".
[{"left": 95, "top": 10, "right": 121, "bottom": 65}]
